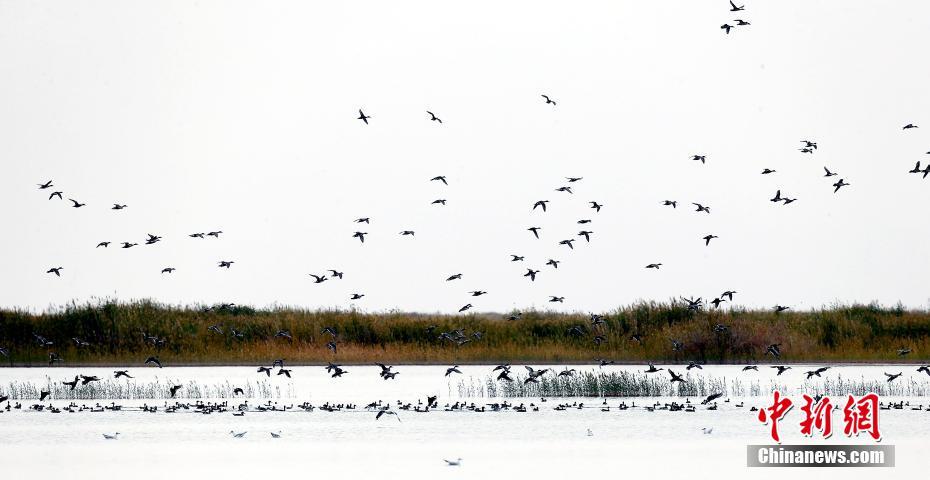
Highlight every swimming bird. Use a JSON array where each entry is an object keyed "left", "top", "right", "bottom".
[
  {"left": 885, "top": 372, "right": 903, "bottom": 382},
  {"left": 46, "top": 267, "right": 63, "bottom": 277},
  {"left": 144, "top": 356, "right": 162, "bottom": 368},
  {"left": 541, "top": 94, "right": 556, "bottom": 105},
  {"left": 102, "top": 433, "right": 120, "bottom": 440},
  {"left": 703, "top": 234, "right": 718, "bottom": 246},
  {"left": 68, "top": 199, "right": 85, "bottom": 208},
  {"left": 353, "top": 231, "right": 368, "bottom": 243},
  {"left": 357, "top": 109, "right": 371, "bottom": 124},
  {"left": 444, "top": 458, "right": 462, "bottom": 466},
  {"left": 445, "top": 365, "right": 462, "bottom": 376},
  {"left": 427, "top": 111, "right": 442, "bottom": 124},
  {"left": 832, "top": 179, "right": 850, "bottom": 193}
]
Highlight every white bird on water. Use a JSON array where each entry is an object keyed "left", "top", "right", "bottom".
[
  {"left": 587, "top": 428, "right": 594, "bottom": 437},
  {"left": 102, "top": 432, "right": 120, "bottom": 440},
  {"left": 702, "top": 427, "right": 713, "bottom": 435},
  {"left": 270, "top": 431, "right": 282, "bottom": 438},
  {"left": 444, "top": 458, "right": 462, "bottom": 466},
  {"left": 229, "top": 430, "right": 247, "bottom": 438}
]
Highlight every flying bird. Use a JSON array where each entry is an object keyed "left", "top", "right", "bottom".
[
  {"left": 357, "top": 109, "right": 371, "bottom": 124},
  {"left": 426, "top": 111, "right": 442, "bottom": 123},
  {"left": 541, "top": 94, "right": 557, "bottom": 105}
]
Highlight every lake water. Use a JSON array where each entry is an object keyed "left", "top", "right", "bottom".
[{"left": 1, "top": 364, "right": 928, "bottom": 478}]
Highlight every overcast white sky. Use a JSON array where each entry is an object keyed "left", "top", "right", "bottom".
[{"left": 1, "top": 0, "right": 929, "bottom": 314}]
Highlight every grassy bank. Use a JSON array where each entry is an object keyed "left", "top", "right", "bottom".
[{"left": 0, "top": 300, "right": 928, "bottom": 366}]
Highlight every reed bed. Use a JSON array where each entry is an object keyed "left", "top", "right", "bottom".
[
  {"left": 0, "top": 377, "right": 289, "bottom": 400},
  {"left": 1, "top": 299, "right": 929, "bottom": 364},
  {"left": 458, "top": 372, "right": 930, "bottom": 398}
]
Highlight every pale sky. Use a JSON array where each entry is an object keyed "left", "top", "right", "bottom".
[{"left": 1, "top": 0, "right": 929, "bottom": 313}]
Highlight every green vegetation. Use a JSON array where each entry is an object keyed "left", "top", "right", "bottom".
[{"left": 0, "top": 300, "right": 927, "bottom": 366}]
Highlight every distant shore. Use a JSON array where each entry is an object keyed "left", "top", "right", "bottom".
[{"left": 1, "top": 300, "right": 927, "bottom": 366}]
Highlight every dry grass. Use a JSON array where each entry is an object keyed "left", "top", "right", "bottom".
[{"left": 0, "top": 300, "right": 928, "bottom": 365}]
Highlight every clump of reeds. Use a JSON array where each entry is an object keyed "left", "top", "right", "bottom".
[{"left": 0, "top": 376, "right": 288, "bottom": 400}]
